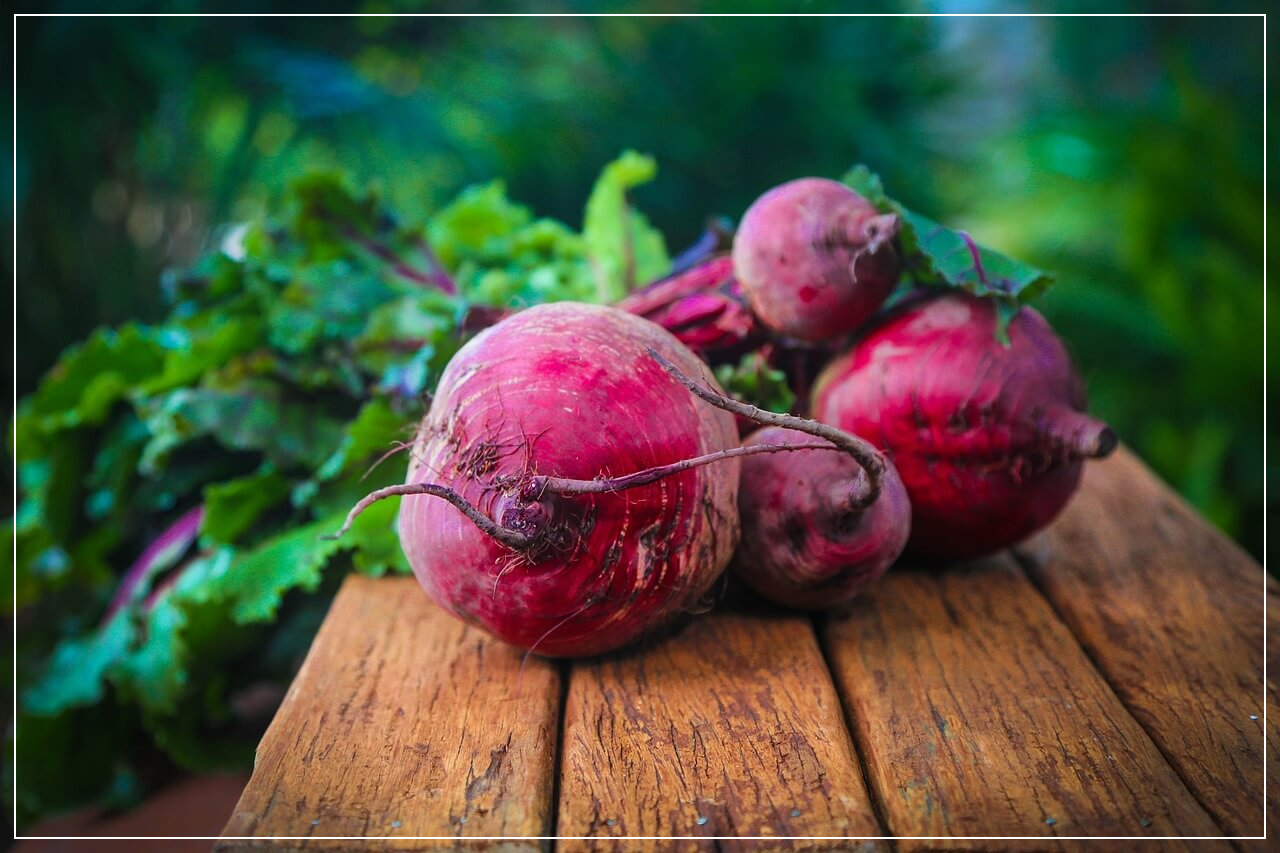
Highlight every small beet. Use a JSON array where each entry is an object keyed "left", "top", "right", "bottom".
[
  {"left": 732, "top": 177, "right": 900, "bottom": 342},
  {"left": 733, "top": 426, "right": 910, "bottom": 610},
  {"left": 812, "top": 292, "right": 1116, "bottom": 560}
]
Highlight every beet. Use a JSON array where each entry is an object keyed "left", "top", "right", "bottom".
[
  {"left": 732, "top": 177, "right": 900, "bottom": 342},
  {"left": 381, "top": 304, "right": 745, "bottom": 656},
  {"left": 812, "top": 292, "right": 1116, "bottom": 560},
  {"left": 733, "top": 427, "right": 910, "bottom": 609},
  {"left": 330, "top": 303, "right": 886, "bottom": 657},
  {"left": 615, "top": 255, "right": 763, "bottom": 361}
]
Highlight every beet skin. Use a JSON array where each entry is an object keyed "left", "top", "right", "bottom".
[
  {"left": 734, "top": 427, "right": 910, "bottom": 609},
  {"left": 732, "top": 177, "right": 901, "bottom": 342},
  {"left": 399, "top": 303, "right": 741, "bottom": 657},
  {"left": 812, "top": 293, "right": 1116, "bottom": 560}
]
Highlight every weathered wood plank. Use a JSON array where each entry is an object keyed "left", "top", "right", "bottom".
[
  {"left": 1265, "top": 577, "right": 1279, "bottom": 846},
  {"left": 216, "top": 575, "right": 561, "bottom": 852},
  {"left": 822, "top": 555, "right": 1230, "bottom": 851},
  {"left": 1015, "top": 449, "right": 1266, "bottom": 838},
  {"left": 557, "top": 608, "right": 885, "bottom": 852}
]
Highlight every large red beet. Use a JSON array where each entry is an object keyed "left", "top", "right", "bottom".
[
  {"left": 812, "top": 293, "right": 1116, "bottom": 560},
  {"left": 368, "top": 303, "right": 742, "bottom": 656}
]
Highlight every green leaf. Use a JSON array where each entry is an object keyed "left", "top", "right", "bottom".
[
  {"left": 109, "top": 549, "right": 233, "bottom": 716},
  {"left": 142, "top": 313, "right": 266, "bottom": 394},
  {"left": 843, "top": 164, "right": 889, "bottom": 207},
  {"left": 23, "top": 610, "right": 135, "bottom": 715},
  {"left": 11, "top": 163, "right": 666, "bottom": 826},
  {"left": 209, "top": 514, "right": 351, "bottom": 624},
  {"left": 17, "top": 325, "right": 165, "bottom": 447},
  {"left": 84, "top": 414, "right": 149, "bottom": 524},
  {"left": 714, "top": 352, "right": 796, "bottom": 414},
  {"left": 289, "top": 171, "right": 384, "bottom": 260},
  {"left": 353, "top": 292, "right": 459, "bottom": 386},
  {"left": 267, "top": 263, "right": 398, "bottom": 356},
  {"left": 139, "top": 382, "right": 347, "bottom": 474},
  {"left": 346, "top": 495, "right": 410, "bottom": 577},
  {"left": 202, "top": 467, "right": 291, "bottom": 544},
  {"left": 427, "top": 180, "right": 533, "bottom": 271},
  {"left": 315, "top": 397, "right": 413, "bottom": 483},
  {"left": 842, "top": 164, "right": 1054, "bottom": 337},
  {"left": 583, "top": 151, "right": 670, "bottom": 301},
  {"left": 118, "top": 595, "right": 189, "bottom": 712},
  {"left": 897, "top": 208, "right": 1054, "bottom": 304}
]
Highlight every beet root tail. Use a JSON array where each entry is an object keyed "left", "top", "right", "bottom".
[
  {"left": 645, "top": 346, "right": 888, "bottom": 507},
  {"left": 1042, "top": 407, "right": 1118, "bottom": 459}
]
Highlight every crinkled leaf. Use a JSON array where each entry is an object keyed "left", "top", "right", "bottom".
[
  {"left": 10, "top": 161, "right": 655, "bottom": 826},
  {"left": 289, "top": 172, "right": 453, "bottom": 295},
  {"left": 202, "top": 468, "right": 291, "bottom": 545},
  {"left": 139, "top": 382, "right": 347, "bottom": 474},
  {"left": 583, "top": 150, "right": 670, "bottom": 301},
  {"left": 897, "top": 208, "right": 1055, "bottom": 304},
  {"left": 353, "top": 292, "right": 460, "bottom": 384},
  {"left": 289, "top": 171, "right": 385, "bottom": 260},
  {"left": 268, "top": 263, "right": 398, "bottom": 356},
  {"left": 142, "top": 312, "right": 265, "bottom": 394},
  {"left": 17, "top": 325, "right": 165, "bottom": 447},
  {"left": 210, "top": 513, "right": 351, "bottom": 624},
  {"left": 23, "top": 610, "right": 135, "bottom": 715},
  {"left": 843, "top": 163, "right": 890, "bottom": 208},
  {"left": 427, "top": 180, "right": 533, "bottom": 270},
  {"left": 357, "top": 292, "right": 457, "bottom": 351},
  {"left": 429, "top": 182, "right": 595, "bottom": 307}
]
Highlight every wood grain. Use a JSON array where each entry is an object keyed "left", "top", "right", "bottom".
[
  {"left": 1265, "top": 577, "right": 1279, "bottom": 846},
  {"left": 1015, "top": 449, "right": 1266, "bottom": 838},
  {"left": 216, "top": 575, "right": 561, "bottom": 852},
  {"left": 557, "top": 609, "right": 885, "bottom": 852},
  {"left": 821, "top": 555, "right": 1229, "bottom": 851}
]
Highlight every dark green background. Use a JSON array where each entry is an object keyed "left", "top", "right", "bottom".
[{"left": 15, "top": 8, "right": 1266, "bottom": 557}]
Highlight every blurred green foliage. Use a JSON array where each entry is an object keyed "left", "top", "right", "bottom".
[{"left": 15, "top": 11, "right": 1263, "bottom": 550}]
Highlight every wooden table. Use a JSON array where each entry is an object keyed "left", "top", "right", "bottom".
[{"left": 216, "top": 449, "right": 1274, "bottom": 851}]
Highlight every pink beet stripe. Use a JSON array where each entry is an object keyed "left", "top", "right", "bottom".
[{"left": 105, "top": 504, "right": 205, "bottom": 619}]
